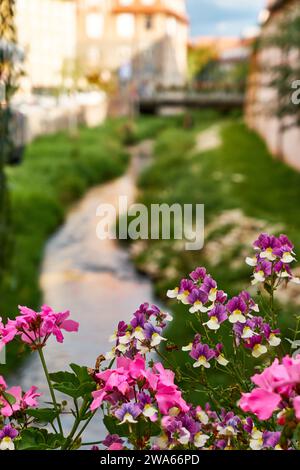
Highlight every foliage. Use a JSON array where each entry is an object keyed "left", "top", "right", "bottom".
[
  {"left": 0, "top": 121, "right": 129, "bottom": 373},
  {"left": 1, "top": 234, "right": 300, "bottom": 450},
  {"left": 261, "top": 6, "right": 300, "bottom": 129}
]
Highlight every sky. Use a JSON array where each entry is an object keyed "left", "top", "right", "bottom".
[{"left": 187, "top": 0, "right": 266, "bottom": 38}]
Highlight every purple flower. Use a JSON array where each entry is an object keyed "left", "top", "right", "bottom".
[
  {"left": 0, "top": 425, "right": 18, "bottom": 440},
  {"left": 226, "top": 296, "right": 247, "bottom": 324},
  {"left": 262, "top": 323, "right": 281, "bottom": 347},
  {"left": 254, "top": 234, "right": 280, "bottom": 259},
  {"left": 263, "top": 431, "right": 281, "bottom": 449},
  {"left": 0, "top": 425, "right": 18, "bottom": 451},
  {"left": 216, "top": 290, "right": 228, "bottom": 304},
  {"left": 114, "top": 403, "right": 141, "bottom": 425},
  {"left": 202, "top": 276, "right": 218, "bottom": 301},
  {"left": 102, "top": 434, "right": 124, "bottom": 448},
  {"left": 243, "top": 417, "right": 254, "bottom": 434},
  {"left": 142, "top": 323, "right": 166, "bottom": 349},
  {"left": 190, "top": 267, "right": 207, "bottom": 283},
  {"left": 187, "top": 288, "right": 209, "bottom": 313},
  {"left": 244, "top": 335, "right": 267, "bottom": 358},
  {"left": 214, "top": 343, "right": 229, "bottom": 366},
  {"left": 204, "top": 305, "right": 227, "bottom": 331},
  {"left": 131, "top": 312, "right": 146, "bottom": 329},
  {"left": 190, "top": 343, "right": 215, "bottom": 368},
  {"left": 252, "top": 260, "right": 272, "bottom": 285},
  {"left": 177, "top": 279, "right": 194, "bottom": 304}
]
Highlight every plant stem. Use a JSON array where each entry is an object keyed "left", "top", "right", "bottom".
[
  {"left": 61, "top": 398, "right": 90, "bottom": 450},
  {"left": 38, "top": 348, "right": 64, "bottom": 436},
  {"left": 73, "top": 409, "right": 96, "bottom": 443}
]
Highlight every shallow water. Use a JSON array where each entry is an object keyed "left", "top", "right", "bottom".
[{"left": 12, "top": 141, "right": 161, "bottom": 444}]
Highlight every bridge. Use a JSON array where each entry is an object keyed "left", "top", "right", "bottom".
[{"left": 138, "top": 91, "right": 245, "bottom": 114}]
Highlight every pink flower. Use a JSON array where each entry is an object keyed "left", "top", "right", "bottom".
[
  {"left": 0, "top": 384, "right": 40, "bottom": 417},
  {"left": 153, "top": 363, "right": 189, "bottom": 415},
  {"left": 0, "top": 305, "right": 79, "bottom": 350},
  {"left": 293, "top": 396, "right": 300, "bottom": 420},
  {"left": 240, "top": 356, "right": 300, "bottom": 420},
  {"left": 108, "top": 442, "right": 124, "bottom": 450},
  {"left": 240, "top": 389, "right": 281, "bottom": 420}
]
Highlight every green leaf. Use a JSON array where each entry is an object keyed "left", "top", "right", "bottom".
[
  {"left": 17, "top": 428, "right": 65, "bottom": 450},
  {"left": 26, "top": 408, "right": 59, "bottom": 423},
  {"left": 2, "top": 391, "right": 17, "bottom": 406},
  {"left": 49, "top": 371, "right": 79, "bottom": 386},
  {"left": 103, "top": 416, "right": 160, "bottom": 438},
  {"left": 50, "top": 365, "right": 96, "bottom": 399}
]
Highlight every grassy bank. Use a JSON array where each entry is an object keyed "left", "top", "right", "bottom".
[
  {"left": 131, "top": 113, "right": 300, "bottom": 401},
  {"left": 0, "top": 121, "right": 129, "bottom": 373}
]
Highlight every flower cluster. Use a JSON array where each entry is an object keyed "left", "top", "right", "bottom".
[
  {"left": 0, "top": 232, "right": 299, "bottom": 451},
  {"left": 0, "top": 375, "right": 40, "bottom": 418},
  {"left": 0, "top": 305, "right": 79, "bottom": 350},
  {"left": 167, "top": 268, "right": 227, "bottom": 317},
  {"left": 246, "top": 233, "right": 300, "bottom": 286},
  {"left": 90, "top": 354, "right": 189, "bottom": 425},
  {"left": 240, "top": 355, "right": 300, "bottom": 422},
  {"left": 107, "top": 303, "right": 172, "bottom": 359},
  {"left": 153, "top": 405, "right": 281, "bottom": 450}
]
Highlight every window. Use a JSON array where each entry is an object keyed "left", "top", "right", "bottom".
[
  {"left": 116, "top": 14, "right": 135, "bottom": 38},
  {"left": 85, "top": 13, "right": 104, "bottom": 39},
  {"left": 145, "top": 15, "right": 153, "bottom": 30}
]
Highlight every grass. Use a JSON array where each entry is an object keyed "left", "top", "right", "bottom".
[
  {"left": 130, "top": 112, "right": 300, "bottom": 403},
  {"left": 0, "top": 120, "right": 129, "bottom": 373}
]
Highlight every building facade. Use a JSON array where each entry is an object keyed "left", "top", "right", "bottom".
[
  {"left": 16, "top": 0, "right": 77, "bottom": 91},
  {"left": 246, "top": 0, "right": 300, "bottom": 171},
  {"left": 77, "top": 0, "right": 188, "bottom": 90},
  {"left": 16, "top": 0, "right": 188, "bottom": 93}
]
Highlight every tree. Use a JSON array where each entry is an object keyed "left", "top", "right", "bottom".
[
  {"left": 0, "top": 0, "right": 18, "bottom": 288},
  {"left": 261, "top": 6, "right": 300, "bottom": 153}
]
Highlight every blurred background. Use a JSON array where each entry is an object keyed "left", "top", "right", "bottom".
[{"left": 0, "top": 1, "right": 300, "bottom": 412}]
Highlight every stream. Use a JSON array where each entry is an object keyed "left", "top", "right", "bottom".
[{"left": 11, "top": 140, "right": 160, "bottom": 444}]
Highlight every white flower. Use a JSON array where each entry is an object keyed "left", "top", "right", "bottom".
[
  {"left": 132, "top": 327, "right": 145, "bottom": 341},
  {"left": 167, "top": 287, "right": 179, "bottom": 299},
  {"left": 204, "top": 316, "right": 220, "bottom": 331},
  {"left": 118, "top": 331, "right": 132, "bottom": 345},
  {"left": 268, "top": 334, "right": 281, "bottom": 347},
  {"left": 150, "top": 333, "right": 167, "bottom": 347},
  {"left": 0, "top": 437, "right": 15, "bottom": 451},
  {"left": 216, "top": 355, "right": 229, "bottom": 366},
  {"left": 229, "top": 310, "right": 246, "bottom": 324},
  {"left": 178, "top": 428, "right": 190, "bottom": 445},
  {"left": 177, "top": 291, "right": 190, "bottom": 304},
  {"left": 189, "top": 301, "right": 208, "bottom": 314},
  {"left": 194, "top": 432, "right": 209, "bottom": 448},
  {"left": 196, "top": 410, "right": 209, "bottom": 425},
  {"left": 182, "top": 342, "right": 193, "bottom": 352},
  {"left": 193, "top": 356, "right": 210, "bottom": 369},
  {"left": 143, "top": 404, "right": 157, "bottom": 419},
  {"left": 250, "top": 429, "right": 263, "bottom": 450},
  {"left": 260, "top": 248, "right": 276, "bottom": 261},
  {"left": 119, "top": 413, "right": 138, "bottom": 425},
  {"left": 252, "top": 270, "right": 265, "bottom": 285},
  {"left": 246, "top": 256, "right": 257, "bottom": 267},
  {"left": 208, "top": 288, "right": 217, "bottom": 302},
  {"left": 241, "top": 326, "right": 255, "bottom": 339},
  {"left": 252, "top": 343, "right": 268, "bottom": 358},
  {"left": 281, "top": 252, "right": 295, "bottom": 264}
]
